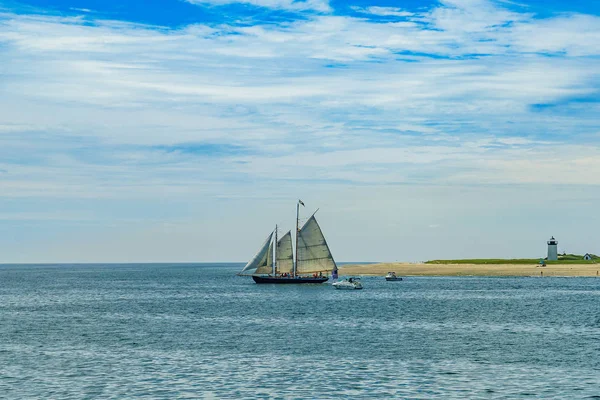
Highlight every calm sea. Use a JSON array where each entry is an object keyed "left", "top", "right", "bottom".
[{"left": 1, "top": 263, "right": 599, "bottom": 399}]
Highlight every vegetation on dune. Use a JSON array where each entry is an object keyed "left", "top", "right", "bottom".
[
  {"left": 559, "top": 253, "right": 599, "bottom": 261},
  {"left": 426, "top": 254, "right": 599, "bottom": 265}
]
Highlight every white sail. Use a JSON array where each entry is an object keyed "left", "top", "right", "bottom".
[
  {"left": 276, "top": 231, "right": 293, "bottom": 274},
  {"left": 239, "top": 232, "right": 273, "bottom": 276},
  {"left": 255, "top": 239, "right": 275, "bottom": 275},
  {"left": 296, "top": 215, "right": 336, "bottom": 274}
]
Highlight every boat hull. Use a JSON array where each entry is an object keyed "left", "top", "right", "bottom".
[
  {"left": 385, "top": 277, "right": 403, "bottom": 281},
  {"left": 252, "top": 275, "right": 329, "bottom": 284}
]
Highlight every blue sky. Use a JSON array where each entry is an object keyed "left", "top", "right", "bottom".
[{"left": 0, "top": 0, "right": 599, "bottom": 263}]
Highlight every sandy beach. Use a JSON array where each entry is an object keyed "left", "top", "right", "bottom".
[{"left": 339, "top": 262, "right": 600, "bottom": 277}]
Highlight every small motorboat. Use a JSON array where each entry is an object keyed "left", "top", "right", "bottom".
[
  {"left": 332, "top": 277, "right": 363, "bottom": 290},
  {"left": 385, "top": 271, "right": 403, "bottom": 281}
]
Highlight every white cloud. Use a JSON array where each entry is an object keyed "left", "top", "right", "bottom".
[
  {"left": 508, "top": 14, "right": 600, "bottom": 56},
  {"left": 69, "top": 7, "right": 93, "bottom": 13},
  {"left": 351, "top": 6, "right": 413, "bottom": 17},
  {"left": 185, "top": 0, "right": 331, "bottom": 12},
  {"left": 0, "top": 1, "right": 599, "bottom": 261}
]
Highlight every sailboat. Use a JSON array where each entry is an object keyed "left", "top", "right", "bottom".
[{"left": 238, "top": 200, "right": 338, "bottom": 284}]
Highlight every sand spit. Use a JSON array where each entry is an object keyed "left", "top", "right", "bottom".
[{"left": 339, "top": 263, "right": 600, "bottom": 277}]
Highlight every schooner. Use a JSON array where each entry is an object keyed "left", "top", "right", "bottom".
[{"left": 238, "top": 200, "right": 338, "bottom": 284}]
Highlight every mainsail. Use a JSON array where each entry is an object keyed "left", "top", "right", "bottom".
[
  {"left": 276, "top": 231, "right": 293, "bottom": 274},
  {"left": 239, "top": 232, "right": 273, "bottom": 276},
  {"left": 296, "top": 215, "right": 337, "bottom": 274}
]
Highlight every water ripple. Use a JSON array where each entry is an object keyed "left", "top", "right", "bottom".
[{"left": 1, "top": 265, "right": 599, "bottom": 398}]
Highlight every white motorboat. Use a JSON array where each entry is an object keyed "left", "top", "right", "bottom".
[
  {"left": 332, "top": 277, "right": 363, "bottom": 290},
  {"left": 385, "top": 272, "right": 403, "bottom": 281}
]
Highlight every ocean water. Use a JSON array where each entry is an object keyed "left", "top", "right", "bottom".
[{"left": 1, "top": 263, "right": 599, "bottom": 399}]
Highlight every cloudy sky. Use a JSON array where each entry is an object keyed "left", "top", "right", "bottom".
[{"left": 0, "top": 0, "right": 599, "bottom": 263}]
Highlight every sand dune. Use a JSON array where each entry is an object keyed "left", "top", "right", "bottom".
[{"left": 339, "top": 263, "right": 600, "bottom": 277}]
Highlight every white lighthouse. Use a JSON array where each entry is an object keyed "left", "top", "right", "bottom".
[{"left": 547, "top": 236, "right": 558, "bottom": 261}]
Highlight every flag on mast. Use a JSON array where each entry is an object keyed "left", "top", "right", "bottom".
[{"left": 298, "top": 199, "right": 305, "bottom": 207}]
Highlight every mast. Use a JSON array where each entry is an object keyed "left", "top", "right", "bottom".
[
  {"left": 294, "top": 201, "right": 299, "bottom": 277},
  {"left": 273, "top": 225, "right": 277, "bottom": 276},
  {"left": 294, "top": 199, "right": 304, "bottom": 277}
]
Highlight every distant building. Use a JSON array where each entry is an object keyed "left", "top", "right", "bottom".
[
  {"left": 547, "top": 236, "right": 558, "bottom": 261},
  {"left": 584, "top": 253, "right": 592, "bottom": 261}
]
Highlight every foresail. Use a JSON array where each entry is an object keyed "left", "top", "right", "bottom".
[
  {"left": 239, "top": 232, "right": 273, "bottom": 275},
  {"left": 276, "top": 231, "right": 293, "bottom": 274},
  {"left": 296, "top": 216, "right": 336, "bottom": 274},
  {"left": 255, "top": 240, "right": 274, "bottom": 275}
]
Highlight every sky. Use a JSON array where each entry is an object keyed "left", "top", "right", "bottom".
[{"left": 0, "top": 0, "right": 599, "bottom": 263}]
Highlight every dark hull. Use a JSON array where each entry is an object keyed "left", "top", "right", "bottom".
[
  {"left": 385, "top": 277, "right": 403, "bottom": 281},
  {"left": 252, "top": 275, "right": 329, "bottom": 284}
]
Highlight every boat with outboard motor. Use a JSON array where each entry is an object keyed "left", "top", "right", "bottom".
[
  {"left": 332, "top": 277, "right": 363, "bottom": 290},
  {"left": 385, "top": 271, "right": 403, "bottom": 281},
  {"left": 238, "top": 200, "right": 337, "bottom": 284}
]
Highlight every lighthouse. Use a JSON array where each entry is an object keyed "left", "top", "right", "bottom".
[{"left": 547, "top": 236, "right": 558, "bottom": 261}]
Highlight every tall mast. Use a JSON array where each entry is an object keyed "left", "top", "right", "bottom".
[
  {"left": 294, "top": 202, "right": 299, "bottom": 277},
  {"left": 273, "top": 225, "right": 277, "bottom": 276}
]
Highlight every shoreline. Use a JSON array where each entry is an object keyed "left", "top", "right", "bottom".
[{"left": 339, "top": 262, "right": 600, "bottom": 277}]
